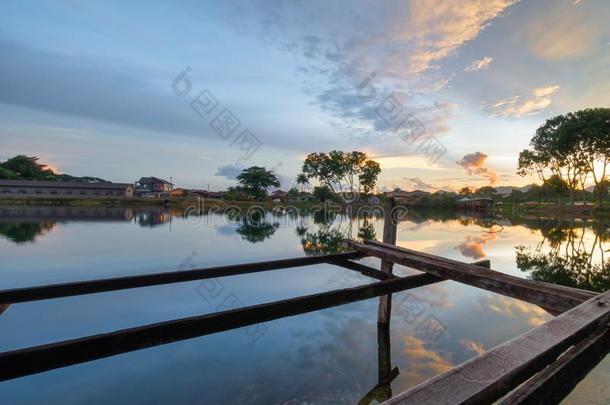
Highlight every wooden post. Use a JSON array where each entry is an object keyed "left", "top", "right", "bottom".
[{"left": 378, "top": 197, "right": 397, "bottom": 325}]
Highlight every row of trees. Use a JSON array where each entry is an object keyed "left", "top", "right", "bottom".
[
  {"left": 517, "top": 108, "right": 610, "bottom": 207},
  {"left": 0, "top": 155, "right": 57, "bottom": 180},
  {"left": 233, "top": 151, "right": 381, "bottom": 202},
  {"left": 0, "top": 154, "right": 106, "bottom": 183}
]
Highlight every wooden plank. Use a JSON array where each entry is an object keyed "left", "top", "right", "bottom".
[
  {"left": 498, "top": 324, "right": 610, "bottom": 405},
  {"left": 0, "top": 272, "right": 444, "bottom": 381},
  {"left": 365, "top": 239, "right": 596, "bottom": 299},
  {"left": 0, "top": 304, "right": 9, "bottom": 316},
  {"left": 0, "top": 251, "right": 364, "bottom": 304},
  {"left": 345, "top": 240, "right": 594, "bottom": 314},
  {"left": 382, "top": 291, "right": 610, "bottom": 405}
]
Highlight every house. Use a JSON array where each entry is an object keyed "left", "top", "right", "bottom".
[
  {"left": 456, "top": 197, "right": 495, "bottom": 210},
  {"left": 295, "top": 192, "right": 314, "bottom": 203},
  {"left": 135, "top": 177, "right": 173, "bottom": 197},
  {"left": 271, "top": 190, "right": 288, "bottom": 201},
  {"left": 169, "top": 188, "right": 187, "bottom": 198},
  {"left": 0, "top": 179, "right": 134, "bottom": 199}
]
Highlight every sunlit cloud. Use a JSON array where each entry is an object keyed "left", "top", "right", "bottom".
[
  {"left": 456, "top": 151, "right": 498, "bottom": 185},
  {"left": 465, "top": 56, "right": 493, "bottom": 72},
  {"left": 484, "top": 295, "right": 550, "bottom": 326},
  {"left": 404, "top": 0, "right": 520, "bottom": 73},
  {"left": 401, "top": 335, "right": 453, "bottom": 383},
  {"left": 484, "top": 86, "right": 560, "bottom": 118},
  {"left": 455, "top": 232, "right": 497, "bottom": 259},
  {"left": 460, "top": 339, "right": 486, "bottom": 355}
]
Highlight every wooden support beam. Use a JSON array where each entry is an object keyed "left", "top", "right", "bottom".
[
  {"left": 0, "top": 304, "right": 10, "bottom": 316},
  {"left": 382, "top": 291, "right": 610, "bottom": 405},
  {"left": 0, "top": 272, "right": 444, "bottom": 381},
  {"left": 345, "top": 240, "right": 595, "bottom": 314},
  {"left": 331, "top": 260, "right": 395, "bottom": 281},
  {"left": 0, "top": 251, "right": 364, "bottom": 304},
  {"left": 498, "top": 324, "right": 610, "bottom": 405}
]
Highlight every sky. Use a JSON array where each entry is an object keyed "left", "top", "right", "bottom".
[{"left": 1, "top": 0, "right": 609, "bottom": 191}]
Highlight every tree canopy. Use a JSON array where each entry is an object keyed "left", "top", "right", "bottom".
[
  {"left": 236, "top": 166, "right": 280, "bottom": 198},
  {"left": 301, "top": 151, "right": 381, "bottom": 199},
  {"left": 517, "top": 108, "right": 610, "bottom": 206}
]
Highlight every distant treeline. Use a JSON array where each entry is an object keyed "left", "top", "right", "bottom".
[{"left": 0, "top": 155, "right": 107, "bottom": 183}]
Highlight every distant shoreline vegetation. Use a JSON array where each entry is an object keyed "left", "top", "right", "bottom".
[{"left": 0, "top": 155, "right": 108, "bottom": 183}]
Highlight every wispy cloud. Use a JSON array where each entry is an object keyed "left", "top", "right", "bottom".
[
  {"left": 465, "top": 56, "right": 493, "bottom": 72},
  {"left": 404, "top": 0, "right": 520, "bottom": 74},
  {"left": 484, "top": 85, "right": 560, "bottom": 118}
]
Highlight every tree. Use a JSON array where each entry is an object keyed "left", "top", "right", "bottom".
[
  {"left": 519, "top": 109, "right": 610, "bottom": 206},
  {"left": 458, "top": 187, "right": 473, "bottom": 197},
  {"left": 313, "top": 186, "right": 334, "bottom": 202},
  {"left": 544, "top": 174, "right": 569, "bottom": 204},
  {"left": 572, "top": 108, "right": 610, "bottom": 207},
  {"left": 359, "top": 160, "right": 381, "bottom": 195},
  {"left": 301, "top": 151, "right": 381, "bottom": 199},
  {"left": 296, "top": 173, "right": 309, "bottom": 192},
  {"left": 287, "top": 187, "right": 299, "bottom": 200},
  {"left": 1, "top": 155, "right": 56, "bottom": 180},
  {"left": 475, "top": 186, "right": 497, "bottom": 199},
  {"left": 236, "top": 166, "right": 280, "bottom": 199}
]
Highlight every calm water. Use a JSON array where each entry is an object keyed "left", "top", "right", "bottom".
[{"left": 0, "top": 205, "right": 609, "bottom": 404}]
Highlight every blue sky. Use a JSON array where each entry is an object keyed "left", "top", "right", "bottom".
[{"left": 1, "top": 0, "right": 609, "bottom": 191}]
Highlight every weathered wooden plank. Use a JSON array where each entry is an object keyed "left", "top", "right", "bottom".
[
  {"left": 0, "top": 251, "right": 364, "bottom": 304},
  {"left": 498, "top": 324, "right": 610, "bottom": 405},
  {"left": 345, "top": 240, "right": 594, "bottom": 314},
  {"left": 0, "top": 272, "right": 444, "bottom": 381},
  {"left": 365, "top": 239, "right": 596, "bottom": 299},
  {"left": 382, "top": 291, "right": 610, "bottom": 405}
]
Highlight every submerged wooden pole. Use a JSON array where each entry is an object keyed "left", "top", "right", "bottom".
[
  {"left": 378, "top": 197, "right": 397, "bottom": 325},
  {"left": 0, "top": 272, "right": 444, "bottom": 381}
]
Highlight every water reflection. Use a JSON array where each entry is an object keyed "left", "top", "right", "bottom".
[
  {"left": 514, "top": 217, "right": 610, "bottom": 292},
  {"left": 1, "top": 205, "right": 609, "bottom": 403}
]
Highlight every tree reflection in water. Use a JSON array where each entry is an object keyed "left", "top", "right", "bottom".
[
  {"left": 0, "top": 222, "right": 56, "bottom": 244},
  {"left": 300, "top": 208, "right": 379, "bottom": 255},
  {"left": 515, "top": 217, "right": 610, "bottom": 292},
  {"left": 233, "top": 210, "right": 280, "bottom": 243}
]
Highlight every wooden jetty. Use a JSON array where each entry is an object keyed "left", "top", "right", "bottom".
[{"left": 0, "top": 197, "right": 608, "bottom": 404}]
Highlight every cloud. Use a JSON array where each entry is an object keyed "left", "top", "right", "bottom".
[
  {"left": 460, "top": 339, "right": 486, "bottom": 355},
  {"left": 226, "top": 0, "right": 516, "bottom": 153},
  {"left": 401, "top": 335, "right": 454, "bottom": 383},
  {"left": 455, "top": 233, "right": 496, "bottom": 259},
  {"left": 214, "top": 164, "right": 244, "bottom": 180},
  {"left": 484, "top": 85, "right": 559, "bottom": 118},
  {"left": 465, "top": 56, "right": 493, "bottom": 72},
  {"left": 532, "top": 85, "right": 560, "bottom": 97},
  {"left": 456, "top": 152, "right": 498, "bottom": 185},
  {"left": 403, "top": 0, "right": 518, "bottom": 73},
  {"left": 484, "top": 295, "right": 550, "bottom": 326},
  {"left": 402, "top": 177, "right": 438, "bottom": 192}
]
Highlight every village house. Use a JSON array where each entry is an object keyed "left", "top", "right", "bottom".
[
  {"left": 0, "top": 179, "right": 134, "bottom": 199},
  {"left": 135, "top": 177, "right": 173, "bottom": 198},
  {"left": 456, "top": 197, "right": 495, "bottom": 211}
]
